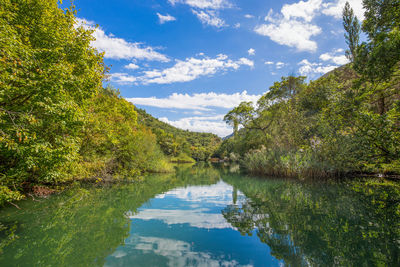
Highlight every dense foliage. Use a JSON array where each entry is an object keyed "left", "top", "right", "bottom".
[
  {"left": 0, "top": 0, "right": 104, "bottom": 203},
  {"left": 217, "top": 1, "right": 400, "bottom": 178},
  {"left": 79, "top": 86, "right": 172, "bottom": 178},
  {"left": 135, "top": 107, "right": 221, "bottom": 161},
  {"left": 0, "top": 0, "right": 193, "bottom": 206}
]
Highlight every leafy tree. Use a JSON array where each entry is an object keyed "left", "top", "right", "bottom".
[
  {"left": 342, "top": 1, "right": 361, "bottom": 61},
  {"left": 223, "top": 102, "right": 254, "bottom": 135},
  {"left": 80, "top": 86, "right": 170, "bottom": 177},
  {"left": 0, "top": 0, "right": 178, "bottom": 205},
  {"left": 0, "top": 0, "right": 104, "bottom": 193},
  {"left": 354, "top": 0, "right": 400, "bottom": 82},
  {"left": 219, "top": 65, "right": 399, "bottom": 176}
]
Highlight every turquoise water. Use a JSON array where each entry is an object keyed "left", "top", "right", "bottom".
[{"left": 0, "top": 165, "right": 399, "bottom": 266}]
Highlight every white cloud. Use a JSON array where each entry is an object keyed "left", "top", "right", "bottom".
[
  {"left": 131, "top": 54, "right": 253, "bottom": 84},
  {"left": 244, "top": 14, "right": 254, "bottom": 18},
  {"left": 191, "top": 9, "right": 227, "bottom": 27},
  {"left": 157, "top": 13, "right": 177, "bottom": 24},
  {"left": 247, "top": 48, "right": 255, "bottom": 56},
  {"left": 159, "top": 116, "right": 233, "bottom": 136},
  {"left": 319, "top": 49, "right": 349, "bottom": 65},
  {"left": 322, "top": 0, "right": 364, "bottom": 20},
  {"left": 298, "top": 59, "right": 337, "bottom": 77},
  {"left": 254, "top": 0, "right": 361, "bottom": 52},
  {"left": 168, "top": 0, "right": 232, "bottom": 10},
  {"left": 265, "top": 61, "right": 274, "bottom": 65},
  {"left": 276, "top": 61, "right": 285, "bottom": 69},
  {"left": 281, "top": 0, "right": 322, "bottom": 22},
  {"left": 169, "top": 0, "right": 232, "bottom": 28},
  {"left": 111, "top": 73, "right": 137, "bottom": 83},
  {"left": 76, "top": 18, "right": 169, "bottom": 62},
  {"left": 126, "top": 91, "right": 261, "bottom": 111},
  {"left": 254, "top": 3, "right": 321, "bottom": 52},
  {"left": 124, "top": 63, "right": 140, "bottom": 70},
  {"left": 234, "top": 22, "right": 241, "bottom": 28}
]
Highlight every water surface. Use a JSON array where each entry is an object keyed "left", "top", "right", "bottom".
[{"left": 0, "top": 165, "right": 399, "bottom": 266}]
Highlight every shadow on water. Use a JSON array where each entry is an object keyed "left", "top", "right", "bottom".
[{"left": 0, "top": 163, "right": 399, "bottom": 266}]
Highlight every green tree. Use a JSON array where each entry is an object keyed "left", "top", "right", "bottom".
[
  {"left": 354, "top": 0, "right": 400, "bottom": 82},
  {"left": 342, "top": 1, "right": 361, "bottom": 62},
  {"left": 0, "top": 0, "right": 104, "bottom": 196},
  {"left": 224, "top": 101, "right": 255, "bottom": 136}
]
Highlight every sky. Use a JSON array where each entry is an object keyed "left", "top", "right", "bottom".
[{"left": 66, "top": 0, "right": 365, "bottom": 137}]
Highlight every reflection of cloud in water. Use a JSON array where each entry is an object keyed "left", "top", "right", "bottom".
[
  {"left": 129, "top": 208, "right": 233, "bottom": 229},
  {"left": 109, "top": 236, "right": 253, "bottom": 267},
  {"left": 128, "top": 181, "right": 247, "bottom": 229},
  {"left": 155, "top": 181, "right": 244, "bottom": 206}
]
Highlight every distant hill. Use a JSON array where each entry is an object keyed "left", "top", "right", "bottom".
[{"left": 135, "top": 107, "right": 222, "bottom": 161}]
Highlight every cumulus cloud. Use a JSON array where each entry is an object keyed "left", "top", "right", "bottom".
[
  {"left": 254, "top": 21, "right": 321, "bottom": 52},
  {"left": 124, "top": 63, "right": 140, "bottom": 70},
  {"left": 265, "top": 61, "right": 274, "bottom": 65},
  {"left": 247, "top": 48, "right": 255, "bottom": 56},
  {"left": 111, "top": 73, "right": 137, "bottom": 83},
  {"left": 254, "top": 1, "right": 322, "bottom": 52},
  {"left": 298, "top": 59, "right": 337, "bottom": 77},
  {"left": 157, "top": 13, "right": 176, "bottom": 24},
  {"left": 76, "top": 18, "right": 169, "bottom": 62},
  {"left": 191, "top": 9, "right": 227, "bottom": 27},
  {"left": 254, "top": 0, "right": 363, "bottom": 52},
  {"left": 159, "top": 116, "right": 233, "bottom": 137},
  {"left": 281, "top": 0, "right": 322, "bottom": 22},
  {"left": 126, "top": 91, "right": 261, "bottom": 111},
  {"left": 129, "top": 54, "right": 254, "bottom": 84},
  {"left": 322, "top": 0, "right": 364, "bottom": 19},
  {"left": 244, "top": 14, "right": 254, "bottom": 18},
  {"left": 319, "top": 48, "right": 349, "bottom": 65}
]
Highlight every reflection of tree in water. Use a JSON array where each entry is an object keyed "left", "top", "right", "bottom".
[
  {"left": 222, "top": 174, "right": 400, "bottom": 266},
  {"left": 0, "top": 165, "right": 221, "bottom": 266}
]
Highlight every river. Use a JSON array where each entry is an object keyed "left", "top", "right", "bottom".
[{"left": 0, "top": 164, "right": 399, "bottom": 266}]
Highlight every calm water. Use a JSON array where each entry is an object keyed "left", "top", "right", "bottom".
[{"left": 0, "top": 164, "right": 399, "bottom": 266}]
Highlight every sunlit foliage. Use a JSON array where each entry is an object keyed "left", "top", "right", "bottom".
[
  {"left": 217, "top": 0, "right": 400, "bottom": 177},
  {"left": 0, "top": 0, "right": 173, "bottom": 205}
]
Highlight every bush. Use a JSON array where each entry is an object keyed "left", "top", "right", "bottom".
[{"left": 242, "top": 147, "right": 341, "bottom": 179}]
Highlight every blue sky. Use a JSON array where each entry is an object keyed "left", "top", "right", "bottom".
[{"left": 68, "top": 0, "right": 364, "bottom": 137}]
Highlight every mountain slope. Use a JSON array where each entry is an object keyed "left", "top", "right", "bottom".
[{"left": 135, "top": 107, "right": 222, "bottom": 161}]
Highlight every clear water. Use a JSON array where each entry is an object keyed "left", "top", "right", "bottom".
[{"left": 0, "top": 164, "right": 399, "bottom": 266}]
